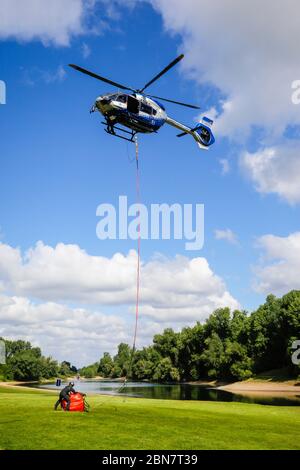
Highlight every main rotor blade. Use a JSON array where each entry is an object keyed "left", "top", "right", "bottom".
[
  {"left": 69, "top": 64, "right": 136, "bottom": 92},
  {"left": 150, "top": 95, "right": 200, "bottom": 110},
  {"left": 140, "top": 54, "right": 184, "bottom": 93}
]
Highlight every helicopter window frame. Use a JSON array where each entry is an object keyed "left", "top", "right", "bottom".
[
  {"left": 108, "top": 94, "right": 118, "bottom": 101},
  {"left": 115, "top": 94, "right": 127, "bottom": 104},
  {"left": 140, "top": 102, "right": 154, "bottom": 116}
]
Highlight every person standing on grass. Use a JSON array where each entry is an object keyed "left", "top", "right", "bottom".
[{"left": 54, "top": 382, "right": 76, "bottom": 411}]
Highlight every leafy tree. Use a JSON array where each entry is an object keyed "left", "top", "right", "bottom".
[
  {"left": 153, "top": 357, "right": 180, "bottom": 382},
  {"left": 98, "top": 352, "right": 114, "bottom": 377},
  {"left": 153, "top": 329, "right": 180, "bottom": 366},
  {"left": 177, "top": 323, "right": 205, "bottom": 380},
  {"left": 80, "top": 362, "right": 98, "bottom": 378},
  {"left": 112, "top": 343, "right": 132, "bottom": 377},
  {"left": 200, "top": 333, "right": 227, "bottom": 379},
  {"left": 204, "top": 308, "right": 231, "bottom": 340},
  {"left": 59, "top": 361, "right": 76, "bottom": 377}
]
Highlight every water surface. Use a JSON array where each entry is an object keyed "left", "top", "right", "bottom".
[{"left": 34, "top": 380, "right": 300, "bottom": 406}]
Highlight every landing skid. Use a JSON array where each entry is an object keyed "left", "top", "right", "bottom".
[{"left": 101, "top": 121, "right": 137, "bottom": 143}]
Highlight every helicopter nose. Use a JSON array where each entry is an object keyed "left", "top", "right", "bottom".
[{"left": 95, "top": 97, "right": 110, "bottom": 110}]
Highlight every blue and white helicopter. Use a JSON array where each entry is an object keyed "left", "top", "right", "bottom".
[{"left": 69, "top": 54, "right": 215, "bottom": 150}]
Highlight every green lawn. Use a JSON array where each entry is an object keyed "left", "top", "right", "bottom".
[{"left": 0, "top": 386, "right": 299, "bottom": 450}]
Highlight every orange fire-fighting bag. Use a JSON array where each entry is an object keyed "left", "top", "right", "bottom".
[{"left": 62, "top": 392, "right": 85, "bottom": 412}]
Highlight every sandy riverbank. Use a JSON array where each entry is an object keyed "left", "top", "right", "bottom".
[
  {"left": 218, "top": 379, "right": 300, "bottom": 393},
  {"left": 0, "top": 381, "right": 57, "bottom": 392},
  {"left": 186, "top": 378, "right": 300, "bottom": 393}
]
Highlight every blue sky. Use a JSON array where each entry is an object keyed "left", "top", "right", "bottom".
[{"left": 0, "top": 0, "right": 300, "bottom": 365}]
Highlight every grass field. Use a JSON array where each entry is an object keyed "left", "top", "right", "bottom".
[{"left": 0, "top": 386, "right": 299, "bottom": 450}]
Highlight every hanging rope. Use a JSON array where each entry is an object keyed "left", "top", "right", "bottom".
[
  {"left": 92, "top": 137, "right": 141, "bottom": 407},
  {"left": 118, "top": 136, "right": 141, "bottom": 393},
  {"left": 132, "top": 135, "right": 141, "bottom": 354}
]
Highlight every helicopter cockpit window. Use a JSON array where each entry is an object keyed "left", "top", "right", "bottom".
[
  {"left": 116, "top": 94, "right": 127, "bottom": 103},
  {"left": 140, "top": 103, "right": 153, "bottom": 115}
]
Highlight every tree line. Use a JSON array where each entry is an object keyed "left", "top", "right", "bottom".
[
  {"left": 1, "top": 290, "right": 299, "bottom": 382},
  {"left": 0, "top": 339, "right": 77, "bottom": 381},
  {"left": 84, "top": 291, "right": 300, "bottom": 382}
]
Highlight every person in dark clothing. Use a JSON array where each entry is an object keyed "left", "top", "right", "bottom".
[{"left": 54, "top": 382, "right": 76, "bottom": 411}]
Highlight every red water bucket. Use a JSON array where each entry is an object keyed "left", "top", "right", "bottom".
[{"left": 62, "top": 393, "right": 85, "bottom": 412}]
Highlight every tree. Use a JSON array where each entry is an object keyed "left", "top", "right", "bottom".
[
  {"left": 114, "top": 343, "right": 132, "bottom": 377},
  {"left": 153, "top": 357, "right": 180, "bottom": 382},
  {"left": 98, "top": 352, "right": 114, "bottom": 377},
  {"left": 3, "top": 339, "right": 58, "bottom": 381},
  {"left": 132, "top": 346, "right": 161, "bottom": 380},
  {"left": 249, "top": 293, "right": 299, "bottom": 372},
  {"left": 200, "top": 333, "right": 227, "bottom": 379},
  {"left": 153, "top": 329, "right": 180, "bottom": 365},
  {"left": 204, "top": 308, "right": 231, "bottom": 340},
  {"left": 177, "top": 323, "right": 205, "bottom": 380},
  {"left": 59, "top": 361, "right": 75, "bottom": 377},
  {"left": 80, "top": 362, "right": 98, "bottom": 378}
]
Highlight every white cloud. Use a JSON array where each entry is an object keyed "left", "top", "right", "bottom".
[
  {"left": 81, "top": 42, "right": 91, "bottom": 58},
  {"left": 21, "top": 65, "right": 66, "bottom": 86},
  {"left": 240, "top": 145, "right": 300, "bottom": 204},
  {"left": 0, "top": 241, "right": 239, "bottom": 363},
  {"left": 0, "top": 0, "right": 86, "bottom": 46},
  {"left": 147, "top": 0, "right": 300, "bottom": 139},
  {"left": 0, "top": 0, "right": 122, "bottom": 46},
  {"left": 0, "top": 293, "right": 128, "bottom": 366},
  {"left": 0, "top": 241, "right": 239, "bottom": 317},
  {"left": 254, "top": 232, "right": 300, "bottom": 295},
  {"left": 219, "top": 158, "right": 230, "bottom": 176},
  {"left": 214, "top": 229, "right": 238, "bottom": 245},
  {"left": 0, "top": 242, "right": 239, "bottom": 365}
]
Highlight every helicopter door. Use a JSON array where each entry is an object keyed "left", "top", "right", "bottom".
[{"left": 127, "top": 95, "right": 139, "bottom": 114}]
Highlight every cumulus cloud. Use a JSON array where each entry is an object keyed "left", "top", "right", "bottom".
[
  {"left": 21, "top": 65, "right": 66, "bottom": 86},
  {"left": 214, "top": 229, "right": 238, "bottom": 245},
  {"left": 219, "top": 159, "right": 230, "bottom": 176},
  {"left": 147, "top": 0, "right": 300, "bottom": 139},
  {"left": 240, "top": 144, "right": 300, "bottom": 204},
  {"left": 0, "top": 241, "right": 239, "bottom": 318},
  {"left": 254, "top": 232, "right": 300, "bottom": 295},
  {"left": 0, "top": 0, "right": 86, "bottom": 46},
  {"left": 118, "top": 0, "right": 300, "bottom": 203},
  {"left": 81, "top": 42, "right": 91, "bottom": 58},
  {"left": 0, "top": 240, "right": 239, "bottom": 363},
  {"left": 0, "top": 293, "right": 128, "bottom": 365},
  {"left": 0, "top": 0, "right": 122, "bottom": 46}
]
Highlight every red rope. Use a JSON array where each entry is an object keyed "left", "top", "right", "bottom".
[{"left": 132, "top": 136, "right": 140, "bottom": 352}]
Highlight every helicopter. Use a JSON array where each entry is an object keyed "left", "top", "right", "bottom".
[{"left": 69, "top": 54, "right": 215, "bottom": 150}]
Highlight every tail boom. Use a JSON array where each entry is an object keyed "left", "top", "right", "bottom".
[{"left": 165, "top": 115, "right": 215, "bottom": 150}]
